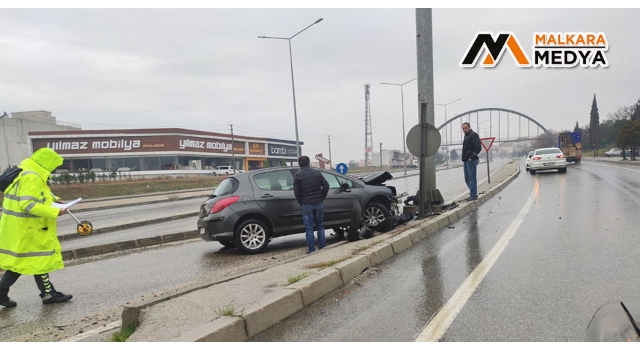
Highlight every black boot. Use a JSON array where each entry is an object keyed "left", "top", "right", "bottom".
[
  {"left": 41, "top": 290, "right": 73, "bottom": 305},
  {"left": 0, "top": 287, "right": 17, "bottom": 307}
]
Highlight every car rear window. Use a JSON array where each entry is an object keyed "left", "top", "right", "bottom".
[
  {"left": 535, "top": 149, "right": 562, "bottom": 155},
  {"left": 212, "top": 178, "right": 239, "bottom": 197},
  {"left": 253, "top": 170, "right": 294, "bottom": 191}
]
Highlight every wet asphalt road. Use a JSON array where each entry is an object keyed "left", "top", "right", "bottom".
[
  {"left": 0, "top": 159, "right": 508, "bottom": 341},
  {"left": 56, "top": 198, "right": 205, "bottom": 237},
  {"left": 251, "top": 160, "right": 640, "bottom": 342}
]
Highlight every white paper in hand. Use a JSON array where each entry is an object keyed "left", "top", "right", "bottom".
[{"left": 52, "top": 198, "right": 82, "bottom": 210}]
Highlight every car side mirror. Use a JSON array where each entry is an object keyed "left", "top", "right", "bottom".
[{"left": 340, "top": 182, "right": 351, "bottom": 192}]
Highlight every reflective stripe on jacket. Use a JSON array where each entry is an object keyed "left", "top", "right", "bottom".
[{"left": 0, "top": 148, "right": 64, "bottom": 275}]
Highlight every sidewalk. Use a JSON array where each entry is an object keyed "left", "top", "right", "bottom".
[
  {"left": 585, "top": 156, "right": 640, "bottom": 167},
  {"left": 116, "top": 160, "right": 521, "bottom": 342},
  {"left": 69, "top": 188, "right": 213, "bottom": 212}
]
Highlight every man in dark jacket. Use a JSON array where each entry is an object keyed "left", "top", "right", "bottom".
[
  {"left": 293, "top": 156, "right": 330, "bottom": 254},
  {"left": 461, "top": 122, "right": 482, "bottom": 201}
]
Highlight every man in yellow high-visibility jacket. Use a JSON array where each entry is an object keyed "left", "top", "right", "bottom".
[{"left": 0, "top": 148, "right": 73, "bottom": 307}]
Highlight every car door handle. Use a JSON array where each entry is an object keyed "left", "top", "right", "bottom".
[{"left": 261, "top": 194, "right": 274, "bottom": 198}]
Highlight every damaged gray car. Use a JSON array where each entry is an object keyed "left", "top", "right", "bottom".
[{"left": 197, "top": 167, "right": 399, "bottom": 254}]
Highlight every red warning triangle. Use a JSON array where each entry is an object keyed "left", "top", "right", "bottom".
[{"left": 480, "top": 137, "right": 495, "bottom": 152}]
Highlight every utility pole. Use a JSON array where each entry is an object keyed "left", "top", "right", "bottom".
[
  {"left": 416, "top": 8, "right": 439, "bottom": 218},
  {"left": 230, "top": 124, "right": 236, "bottom": 174},
  {"left": 379, "top": 143, "right": 383, "bottom": 168},
  {"left": 328, "top": 135, "right": 332, "bottom": 171},
  {"left": 364, "top": 84, "right": 373, "bottom": 166}
]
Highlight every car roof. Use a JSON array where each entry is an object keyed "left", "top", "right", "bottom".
[{"left": 534, "top": 148, "right": 562, "bottom": 152}]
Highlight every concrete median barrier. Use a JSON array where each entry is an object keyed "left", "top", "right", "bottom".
[{"left": 242, "top": 289, "right": 304, "bottom": 339}]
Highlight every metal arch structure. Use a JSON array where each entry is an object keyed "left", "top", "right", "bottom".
[{"left": 436, "top": 107, "right": 555, "bottom": 145}]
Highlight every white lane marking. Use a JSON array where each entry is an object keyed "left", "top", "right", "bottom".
[
  {"left": 415, "top": 183, "right": 536, "bottom": 342},
  {"left": 589, "top": 161, "right": 640, "bottom": 173},
  {"left": 61, "top": 320, "right": 121, "bottom": 342}
]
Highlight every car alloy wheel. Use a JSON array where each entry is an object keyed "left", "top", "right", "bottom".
[
  {"left": 363, "top": 202, "right": 392, "bottom": 232},
  {"left": 235, "top": 219, "right": 270, "bottom": 254}
]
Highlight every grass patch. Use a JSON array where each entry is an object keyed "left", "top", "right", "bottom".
[
  {"left": 215, "top": 301, "right": 244, "bottom": 317},
  {"left": 350, "top": 240, "right": 384, "bottom": 255},
  {"left": 49, "top": 176, "right": 223, "bottom": 200},
  {"left": 285, "top": 272, "right": 309, "bottom": 285},
  {"left": 0, "top": 176, "right": 223, "bottom": 206},
  {"left": 304, "top": 256, "right": 350, "bottom": 270},
  {"left": 110, "top": 322, "right": 138, "bottom": 342}
]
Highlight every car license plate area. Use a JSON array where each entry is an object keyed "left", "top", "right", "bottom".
[
  {"left": 543, "top": 162, "right": 555, "bottom": 166},
  {"left": 199, "top": 227, "right": 206, "bottom": 235}
]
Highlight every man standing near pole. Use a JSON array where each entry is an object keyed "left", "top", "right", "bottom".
[
  {"left": 294, "top": 156, "right": 329, "bottom": 254},
  {"left": 461, "top": 122, "right": 481, "bottom": 201}
]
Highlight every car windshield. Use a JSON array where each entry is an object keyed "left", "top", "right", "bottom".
[
  {"left": 211, "top": 178, "right": 238, "bottom": 197},
  {"left": 535, "top": 149, "right": 562, "bottom": 155}
]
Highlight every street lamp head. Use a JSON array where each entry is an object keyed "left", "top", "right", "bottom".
[
  {"left": 0, "top": 111, "right": 7, "bottom": 118},
  {"left": 258, "top": 36, "right": 265, "bottom": 38},
  {"left": 314, "top": 18, "right": 323, "bottom": 24}
]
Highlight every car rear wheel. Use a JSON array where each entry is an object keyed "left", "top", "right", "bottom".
[
  {"left": 234, "top": 219, "right": 270, "bottom": 254},
  {"left": 559, "top": 167, "right": 567, "bottom": 173},
  {"left": 529, "top": 169, "right": 536, "bottom": 175},
  {"left": 364, "top": 202, "right": 392, "bottom": 233}
]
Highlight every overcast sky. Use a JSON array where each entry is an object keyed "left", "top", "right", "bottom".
[{"left": 1, "top": 4, "right": 638, "bottom": 164}]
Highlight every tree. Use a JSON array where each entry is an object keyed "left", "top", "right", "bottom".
[
  {"left": 616, "top": 120, "right": 640, "bottom": 161},
  {"left": 589, "top": 94, "right": 601, "bottom": 156},
  {"left": 532, "top": 129, "right": 558, "bottom": 150},
  {"left": 574, "top": 121, "right": 580, "bottom": 132}
]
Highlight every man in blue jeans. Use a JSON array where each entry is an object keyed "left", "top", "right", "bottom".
[
  {"left": 293, "top": 156, "right": 330, "bottom": 254},
  {"left": 461, "top": 122, "right": 482, "bottom": 201}
]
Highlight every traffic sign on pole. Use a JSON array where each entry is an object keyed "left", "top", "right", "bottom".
[
  {"left": 480, "top": 137, "right": 495, "bottom": 152},
  {"left": 336, "top": 163, "right": 348, "bottom": 174},
  {"left": 480, "top": 137, "right": 495, "bottom": 183}
]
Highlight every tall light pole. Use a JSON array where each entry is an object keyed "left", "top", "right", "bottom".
[
  {"left": 230, "top": 124, "right": 236, "bottom": 174},
  {"left": 435, "top": 98, "right": 462, "bottom": 170},
  {"left": 258, "top": 18, "right": 323, "bottom": 159},
  {"left": 1, "top": 111, "right": 9, "bottom": 169},
  {"left": 379, "top": 143, "right": 383, "bottom": 168},
  {"left": 381, "top": 77, "right": 417, "bottom": 175}
]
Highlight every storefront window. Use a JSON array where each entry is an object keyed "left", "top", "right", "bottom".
[
  {"left": 160, "top": 156, "right": 176, "bottom": 170},
  {"left": 89, "top": 158, "right": 106, "bottom": 172},
  {"left": 142, "top": 157, "right": 160, "bottom": 171},
  {"left": 123, "top": 157, "right": 141, "bottom": 171}
]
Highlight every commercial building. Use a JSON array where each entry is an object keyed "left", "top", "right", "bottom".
[
  {"left": 0, "top": 111, "right": 81, "bottom": 170},
  {"left": 28, "top": 128, "right": 302, "bottom": 173}
]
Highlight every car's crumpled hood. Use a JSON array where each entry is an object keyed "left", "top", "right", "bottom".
[{"left": 360, "top": 171, "right": 393, "bottom": 186}]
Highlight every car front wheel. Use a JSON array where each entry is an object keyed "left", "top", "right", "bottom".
[
  {"left": 234, "top": 218, "right": 270, "bottom": 254},
  {"left": 364, "top": 202, "right": 393, "bottom": 233}
]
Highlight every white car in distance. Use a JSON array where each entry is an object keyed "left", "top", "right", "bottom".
[
  {"left": 529, "top": 148, "right": 567, "bottom": 175},
  {"left": 525, "top": 151, "right": 534, "bottom": 171},
  {"left": 213, "top": 166, "right": 244, "bottom": 176}
]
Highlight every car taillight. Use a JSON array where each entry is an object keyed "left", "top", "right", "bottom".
[
  {"left": 533, "top": 156, "right": 541, "bottom": 160},
  {"left": 210, "top": 196, "right": 240, "bottom": 214},
  {"left": 556, "top": 155, "right": 565, "bottom": 158}
]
